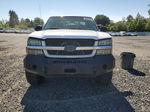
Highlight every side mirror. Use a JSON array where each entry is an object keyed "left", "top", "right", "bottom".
[
  {"left": 97, "top": 26, "right": 107, "bottom": 32},
  {"left": 35, "top": 26, "right": 42, "bottom": 31}
]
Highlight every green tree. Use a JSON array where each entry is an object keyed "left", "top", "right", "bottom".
[
  {"left": 126, "top": 15, "right": 136, "bottom": 32},
  {"left": 0, "top": 20, "right": 9, "bottom": 28},
  {"left": 20, "top": 18, "right": 25, "bottom": 25},
  {"left": 145, "top": 19, "right": 150, "bottom": 31},
  {"left": 24, "top": 18, "right": 32, "bottom": 27},
  {"left": 127, "top": 21, "right": 136, "bottom": 32},
  {"left": 148, "top": 9, "right": 150, "bottom": 17},
  {"left": 94, "top": 15, "right": 110, "bottom": 26},
  {"left": 135, "top": 13, "right": 146, "bottom": 32},
  {"left": 114, "top": 21, "right": 127, "bottom": 31},
  {"left": 9, "top": 10, "right": 19, "bottom": 27},
  {"left": 30, "top": 20, "right": 34, "bottom": 28},
  {"left": 107, "top": 21, "right": 115, "bottom": 31},
  {"left": 127, "top": 15, "right": 134, "bottom": 22},
  {"left": 33, "top": 17, "right": 44, "bottom": 27},
  {"left": 18, "top": 18, "right": 34, "bottom": 29},
  {"left": 16, "top": 18, "right": 28, "bottom": 29}
]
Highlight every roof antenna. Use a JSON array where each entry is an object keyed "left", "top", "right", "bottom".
[
  {"left": 37, "top": 0, "right": 42, "bottom": 25},
  {"left": 37, "top": 0, "right": 42, "bottom": 24}
]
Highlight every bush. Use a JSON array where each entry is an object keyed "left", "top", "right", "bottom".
[{"left": 15, "top": 25, "right": 28, "bottom": 29}]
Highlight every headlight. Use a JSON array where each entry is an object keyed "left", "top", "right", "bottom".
[
  {"left": 27, "top": 38, "right": 42, "bottom": 46},
  {"left": 96, "top": 38, "right": 112, "bottom": 55},
  {"left": 27, "top": 37, "right": 43, "bottom": 55},
  {"left": 98, "top": 38, "right": 112, "bottom": 46},
  {"left": 96, "top": 49, "right": 112, "bottom": 55},
  {"left": 26, "top": 49, "right": 43, "bottom": 55}
]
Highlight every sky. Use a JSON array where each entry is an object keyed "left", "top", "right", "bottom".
[{"left": 0, "top": 0, "right": 149, "bottom": 22}]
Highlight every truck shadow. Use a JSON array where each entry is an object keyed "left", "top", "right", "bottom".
[{"left": 21, "top": 77, "right": 135, "bottom": 112}]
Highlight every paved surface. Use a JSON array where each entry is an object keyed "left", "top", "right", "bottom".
[{"left": 0, "top": 33, "right": 150, "bottom": 112}]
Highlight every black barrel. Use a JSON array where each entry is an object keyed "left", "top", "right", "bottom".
[{"left": 121, "top": 52, "right": 136, "bottom": 70}]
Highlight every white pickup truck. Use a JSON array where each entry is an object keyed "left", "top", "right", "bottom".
[{"left": 24, "top": 16, "right": 115, "bottom": 86}]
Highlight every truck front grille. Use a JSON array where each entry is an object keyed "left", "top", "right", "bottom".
[
  {"left": 45, "top": 39, "right": 95, "bottom": 56},
  {"left": 45, "top": 39, "right": 94, "bottom": 46}
]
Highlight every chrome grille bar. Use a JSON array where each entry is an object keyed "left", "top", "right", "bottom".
[{"left": 27, "top": 46, "right": 112, "bottom": 50}]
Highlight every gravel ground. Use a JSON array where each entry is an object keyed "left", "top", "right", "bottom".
[{"left": 0, "top": 33, "right": 150, "bottom": 112}]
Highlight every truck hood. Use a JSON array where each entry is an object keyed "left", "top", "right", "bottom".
[{"left": 29, "top": 30, "right": 111, "bottom": 40}]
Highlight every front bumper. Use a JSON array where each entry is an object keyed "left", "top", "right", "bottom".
[{"left": 24, "top": 54, "right": 115, "bottom": 77}]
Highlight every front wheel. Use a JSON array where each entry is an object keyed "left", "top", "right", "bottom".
[
  {"left": 95, "top": 72, "right": 113, "bottom": 86},
  {"left": 25, "top": 71, "right": 45, "bottom": 86}
]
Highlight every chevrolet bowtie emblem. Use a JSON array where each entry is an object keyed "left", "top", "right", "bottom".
[{"left": 64, "top": 45, "right": 76, "bottom": 52}]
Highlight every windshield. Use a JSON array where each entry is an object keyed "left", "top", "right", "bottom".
[{"left": 43, "top": 16, "right": 98, "bottom": 31}]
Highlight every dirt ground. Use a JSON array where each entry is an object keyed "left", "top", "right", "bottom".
[{"left": 0, "top": 33, "right": 150, "bottom": 112}]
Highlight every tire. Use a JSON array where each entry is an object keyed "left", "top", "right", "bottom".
[
  {"left": 25, "top": 71, "right": 44, "bottom": 86},
  {"left": 95, "top": 72, "right": 113, "bottom": 86}
]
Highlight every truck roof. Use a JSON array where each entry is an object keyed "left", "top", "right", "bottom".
[{"left": 49, "top": 16, "right": 93, "bottom": 19}]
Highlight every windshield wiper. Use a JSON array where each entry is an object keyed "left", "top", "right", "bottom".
[
  {"left": 45, "top": 27, "right": 86, "bottom": 30},
  {"left": 45, "top": 28, "right": 61, "bottom": 30}
]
